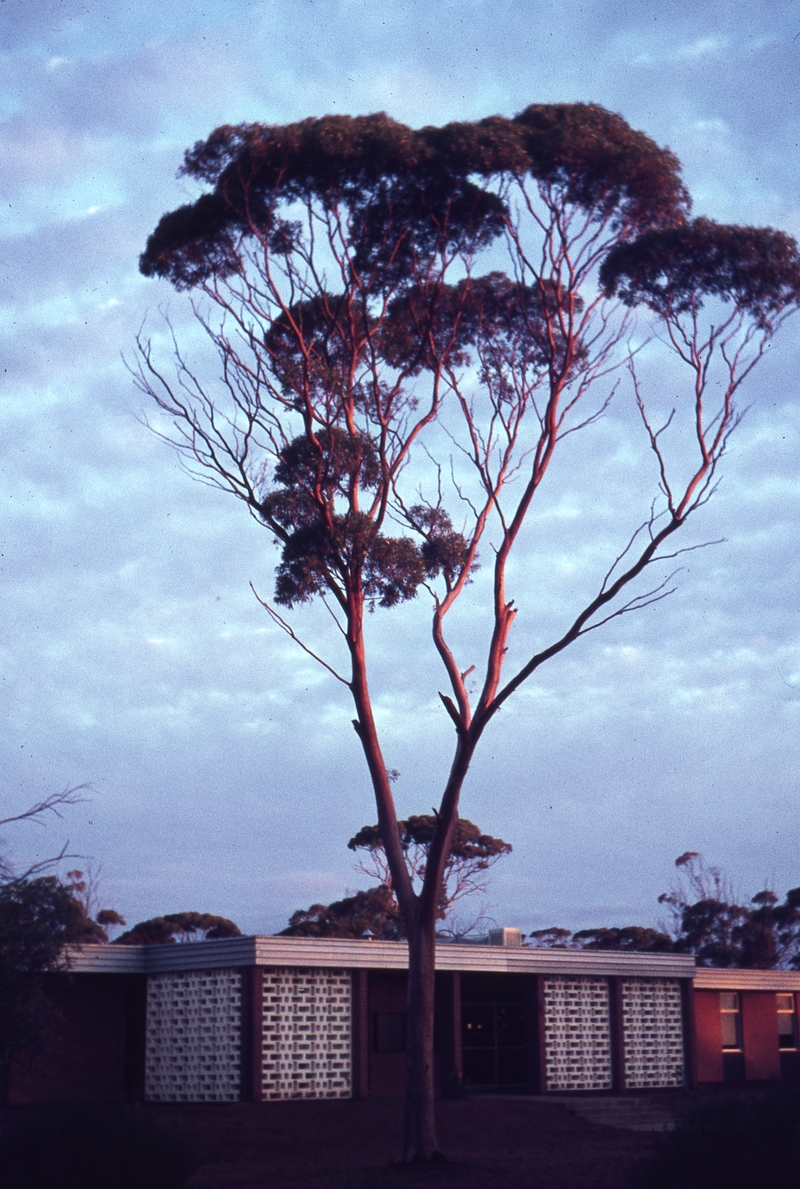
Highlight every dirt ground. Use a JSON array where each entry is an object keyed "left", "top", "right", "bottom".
[{"left": 148, "top": 1095, "right": 667, "bottom": 1189}]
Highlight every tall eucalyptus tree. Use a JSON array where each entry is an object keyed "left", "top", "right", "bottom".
[{"left": 136, "top": 104, "right": 800, "bottom": 1159}]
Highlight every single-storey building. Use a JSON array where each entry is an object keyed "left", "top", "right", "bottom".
[{"left": 8, "top": 931, "right": 799, "bottom": 1105}]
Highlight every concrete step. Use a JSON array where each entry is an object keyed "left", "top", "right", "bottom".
[{"left": 546, "top": 1095, "right": 676, "bottom": 1132}]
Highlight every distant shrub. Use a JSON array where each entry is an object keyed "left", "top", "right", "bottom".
[
  {"left": 630, "top": 1088, "right": 800, "bottom": 1189},
  {"left": 0, "top": 1102, "right": 197, "bottom": 1189}
]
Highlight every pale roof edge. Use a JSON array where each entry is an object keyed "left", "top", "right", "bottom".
[{"left": 63, "top": 935, "right": 696, "bottom": 979}]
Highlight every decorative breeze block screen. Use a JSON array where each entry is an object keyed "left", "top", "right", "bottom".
[
  {"left": 145, "top": 968, "right": 242, "bottom": 1102},
  {"left": 262, "top": 968, "right": 351, "bottom": 1100},
  {"left": 622, "top": 978, "right": 684, "bottom": 1088},
  {"left": 543, "top": 976, "right": 612, "bottom": 1090}
]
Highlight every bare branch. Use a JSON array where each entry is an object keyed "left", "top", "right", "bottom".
[{"left": 249, "top": 583, "right": 351, "bottom": 685}]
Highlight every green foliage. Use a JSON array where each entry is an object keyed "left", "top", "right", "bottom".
[
  {"left": 283, "top": 817, "right": 512, "bottom": 939},
  {"left": 280, "top": 886, "right": 401, "bottom": 940},
  {"left": 348, "top": 814, "right": 512, "bottom": 868},
  {"left": 141, "top": 106, "right": 689, "bottom": 290},
  {"left": 601, "top": 218, "right": 800, "bottom": 327},
  {"left": 0, "top": 1102, "right": 197, "bottom": 1189},
  {"left": 136, "top": 103, "right": 799, "bottom": 632},
  {"left": 510, "top": 102, "right": 690, "bottom": 229},
  {"left": 113, "top": 911, "right": 241, "bottom": 946},
  {"left": 571, "top": 926, "right": 674, "bottom": 952},
  {"left": 528, "top": 853, "right": 800, "bottom": 967},
  {"left": 660, "top": 853, "right": 800, "bottom": 969},
  {"left": 630, "top": 1090, "right": 800, "bottom": 1189}
]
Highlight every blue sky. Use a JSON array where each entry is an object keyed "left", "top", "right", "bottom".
[{"left": 1, "top": 0, "right": 799, "bottom": 936}]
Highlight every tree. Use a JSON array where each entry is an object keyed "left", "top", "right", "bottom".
[
  {"left": 135, "top": 104, "right": 800, "bottom": 1159},
  {"left": 113, "top": 911, "right": 241, "bottom": 945},
  {"left": 283, "top": 815, "right": 511, "bottom": 939},
  {"left": 526, "top": 923, "right": 674, "bottom": 952},
  {"left": 281, "top": 886, "right": 401, "bottom": 940},
  {"left": 659, "top": 852, "right": 800, "bottom": 969},
  {"left": 62, "top": 869, "right": 126, "bottom": 942},
  {"left": 350, "top": 815, "right": 511, "bottom": 936},
  {"left": 527, "top": 852, "right": 800, "bottom": 968}
]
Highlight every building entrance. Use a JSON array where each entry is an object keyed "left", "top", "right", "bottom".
[{"left": 461, "top": 973, "right": 528, "bottom": 1088}]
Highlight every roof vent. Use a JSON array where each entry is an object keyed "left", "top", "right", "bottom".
[{"left": 488, "top": 927, "right": 522, "bottom": 948}]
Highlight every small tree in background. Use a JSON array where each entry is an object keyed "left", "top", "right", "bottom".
[
  {"left": 284, "top": 815, "right": 511, "bottom": 938},
  {"left": 113, "top": 911, "right": 241, "bottom": 945},
  {"left": 349, "top": 815, "right": 511, "bottom": 937},
  {"left": 136, "top": 103, "right": 800, "bottom": 1159},
  {"left": 281, "top": 886, "right": 401, "bottom": 939},
  {"left": 660, "top": 852, "right": 800, "bottom": 969},
  {"left": 528, "top": 852, "right": 800, "bottom": 969}
]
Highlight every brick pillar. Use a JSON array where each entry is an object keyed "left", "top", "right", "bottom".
[
  {"left": 523, "top": 975, "right": 540, "bottom": 1093},
  {"left": 680, "top": 979, "right": 697, "bottom": 1088},
  {"left": 351, "top": 969, "right": 370, "bottom": 1100},
  {"left": 608, "top": 977, "right": 626, "bottom": 1092},
  {"left": 535, "top": 975, "right": 549, "bottom": 1093},
  {"left": 239, "top": 966, "right": 263, "bottom": 1103}
]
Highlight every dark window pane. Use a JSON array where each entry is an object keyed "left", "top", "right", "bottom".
[
  {"left": 720, "top": 992, "right": 739, "bottom": 1012},
  {"left": 496, "top": 1004, "right": 525, "bottom": 1047},
  {"left": 497, "top": 1046, "right": 527, "bottom": 1085},
  {"left": 463, "top": 1048, "right": 496, "bottom": 1086},
  {"left": 461, "top": 973, "right": 527, "bottom": 1003},
  {"left": 778, "top": 1010, "right": 796, "bottom": 1050},
  {"left": 462, "top": 1004, "right": 495, "bottom": 1048}
]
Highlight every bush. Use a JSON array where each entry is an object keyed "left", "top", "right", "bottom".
[
  {"left": 0, "top": 1102, "right": 197, "bottom": 1189},
  {"left": 630, "top": 1088, "right": 800, "bottom": 1189}
]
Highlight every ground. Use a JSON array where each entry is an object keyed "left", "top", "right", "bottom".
[{"left": 148, "top": 1095, "right": 666, "bottom": 1189}]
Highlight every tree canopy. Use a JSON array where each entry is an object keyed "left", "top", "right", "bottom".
[
  {"left": 113, "top": 911, "right": 241, "bottom": 946},
  {"left": 281, "top": 886, "right": 401, "bottom": 940}
]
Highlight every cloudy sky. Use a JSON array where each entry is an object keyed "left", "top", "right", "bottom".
[{"left": 2, "top": 0, "right": 799, "bottom": 938}]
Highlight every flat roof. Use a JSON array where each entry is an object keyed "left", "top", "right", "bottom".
[
  {"left": 64, "top": 936, "right": 696, "bottom": 979},
  {"left": 694, "top": 967, "right": 800, "bottom": 991}
]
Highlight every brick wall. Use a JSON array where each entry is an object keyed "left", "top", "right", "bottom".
[{"left": 9, "top": 973, "right": 145, "bottom": 1105}]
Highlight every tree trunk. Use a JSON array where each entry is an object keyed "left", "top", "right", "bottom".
[{"left": 403, "top": 913, "right": 440, "bottom": 1162}]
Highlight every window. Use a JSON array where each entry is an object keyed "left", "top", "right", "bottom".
[
  {"left": 777, "top": 994, "right": 797, "bottom": 1050},
  {"left": 720, "top": 992, "right": 741, "bottom": 1050},
  {"left": 374, "top": 1012, "right": 405, "bottom": 1053}
]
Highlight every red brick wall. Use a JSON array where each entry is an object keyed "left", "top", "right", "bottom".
[
  {"left": 368, "top": 972, "right": 407, "bottom": 1097},
  {"left": 694, "top": 990, "right": 724, "bottom": 1083},
  {"left": 366, "top": 972, "right": 450, "bottom": 1097},
  {"left": 9, "top": 973, "right": 145, "bottom": 1105},
  {"left": 742, "top": 992, "right": 781, "bottom": 1082}
]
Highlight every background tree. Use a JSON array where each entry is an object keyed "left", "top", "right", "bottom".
[
  {"left": 284, "top": 816, "right": 511, "bottom": 939},
  {"left": 349, "top": 815, "right": 511, "bottom": 937},
  {"left": 136, "top": 104, "right": 800, "bottom": 1159},
  {"left": 113, "top": 911, "right": 241, "bottom": 945},
  {"left": 527, "top": 852, "right": 800, "bottom": 969},
  {"left": 0, "top": 787, "right": 127, "bottom": 1102},
  {"left": 659, "top": 852, "right": 800, "bottom": 969},
  {"left": 281, "top": 886, "right": 401, "bottom": 940}
]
